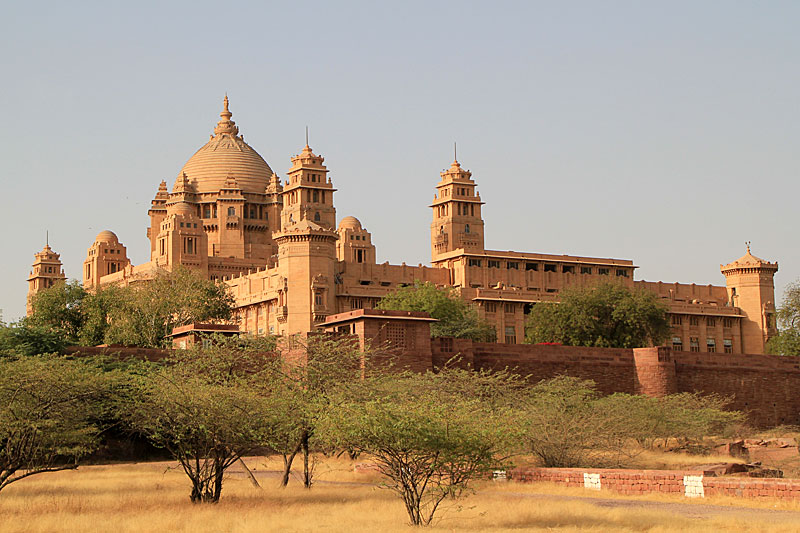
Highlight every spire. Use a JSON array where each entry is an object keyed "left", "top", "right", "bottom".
[
  {"left": 305, "top": 126, "right": 310, "bottom": 149},
  {"left": 214, "top": 94, "right": 239, "bottom": 137},
  {"left": 746, "top": 240, "right": 751, "bottom": 254},
  {"left": 453, "top": 141, "right": 458, "bottom": 164}
]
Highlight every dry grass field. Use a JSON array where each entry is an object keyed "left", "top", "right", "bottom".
[{"left": 3, "top": 457, "right": 800, "bottom": 533}]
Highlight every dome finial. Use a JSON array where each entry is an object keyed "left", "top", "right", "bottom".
[
  {"left": 214, "top": 95, "right": 239, "bottom": 136},
  {"left": 746, "top": 240, "right": 751, "bottom": 254}
]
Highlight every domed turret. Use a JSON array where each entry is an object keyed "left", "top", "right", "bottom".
[
  {"left": 338, "top": 216, "right": 363, "bottom": 231},
  {"left": 167, "top": 201, "right": 197, "bottom": 217},
  {"left": 95, "top": 230, "right": 119, "bottom": 244}
]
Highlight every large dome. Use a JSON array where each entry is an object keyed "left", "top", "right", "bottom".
[{"left": 178, "top": 97, "right": 274, "bottom": 195}]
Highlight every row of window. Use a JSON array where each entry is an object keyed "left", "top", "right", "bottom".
[
  {"left": 200, "top": 204, "right": 272, "bottom": 221},
  {"left": 671, "top": 315, "right": 734, "bottom": 328},
  {"left": 672, "top": 337, "right": 733, "bottom": 353},
  {"left": 468, "top": 259, "right": 629, "bottom": 277},
  {"left": 485, "top": 302, "right": 518, "bottom": 314},
  {"left": 434, "top": 202, "right": 479, "bottom": 218}
]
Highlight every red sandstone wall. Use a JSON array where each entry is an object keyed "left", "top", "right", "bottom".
[
  {"left": 65, "top": 345, "right": 171, "bottom": 361},
  {"left": 512, "top": 467, "right": 800, "bottom": 501},
  {"left": 674, "top": 352, "right": 800, "bottom": 427},
  {"left": 470, "top": 342, "right": 637, "bottom": 395},
  {"left": 430, "top": 339, "right": 800, "bottom": 427}
]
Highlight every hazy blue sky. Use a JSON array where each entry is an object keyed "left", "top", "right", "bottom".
[{"left": 2, "top": 1, "right": 798, "bottom": 321}]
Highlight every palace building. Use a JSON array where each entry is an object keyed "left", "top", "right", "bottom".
[{"left": 27, "top": 98, "right": 779, "bottom": 354}]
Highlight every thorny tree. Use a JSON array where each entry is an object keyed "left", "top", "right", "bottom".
[
  {"left": 119, "top": 336, "right": 286, "bottom": 503},
  {"left": 318, "top": 367, "right": 520, "bottom": 526},
  {"left": 273, "top": 333, "right": 369, "bottom": 488},
  {"left": 0, "top": 356, "right": 111, "bottom": 493}
]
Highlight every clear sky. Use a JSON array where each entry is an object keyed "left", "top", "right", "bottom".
[{"left": 1, "top": 1, "right": 798, "bottom": 321}]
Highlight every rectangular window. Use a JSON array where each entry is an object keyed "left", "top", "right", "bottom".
[
  {"left": 485, "top": 302, "right": 497, "bottom": 313},
  {"left": 598, "top": 268, "right": 609, "bottom": 275},
  {"left": 356, "top": 250, "right": 364, "bottom": 263},
  {"left": 689, "top": 316, "right": 699, "bottom": 326},
  {"left": 672, "top": 337, "right": 683, "bottom": 351},
  {"left": 504, "top": 303, "right": 515, "bottom": 314},
  {"left": 350, "top": 298, "right": 363, "bottom": 310},
  {"left": 203, "top": 204, "right": 211, "bottom": 218},
  {"left": 507, "top": 262, "right": 519, "bottom": 270},
  {"left": 562, "top": 265, "right": 575, "bottom": 274},
  {"left": 546, "top": 288, "right": 558, "bottom": 293},
  {"left": 313, "top": 190, "right": 319, "bottom": 202},
  {"left": 315, "top": 293, "right": 323, "bottom": 306},
  {"left": 504, "top": 326, "right": 516, "bottom": 344},
  {"left": 544, "top": 264, "right": 557, "bottom": 272},
  {"left": 468, "top": 259, "right": 482, "bottom": 267},
  {"left": 706, "top": 338, "right": 716, "bottom": 353},
  {"left": 707, "top": 317, "right": 716, "bottom": 327},
  {"left": 580, "top": 266, "right": 592, "bottom": 274},
  {"left": 690, "top": 337, "right": 700, "bottom": 352},
  {"left": 723, "top": 318, "right": 733, "bottom": 328},
  {"left": 616, "top": 269, "right": 629, "bottom": 277},
  {"left": 671, "top": 315, "right": 682, "bottom": 326},
  {"left": 724, "top": 339, "right": 733, "bottom": 353},
  {"left": 470, "top": 204, "right": 475, "bottom": 216},
  {"left": 488, "top": 260, "right": 501, "bottom": 268},
  {"left": 525, "top": 263, "right": 539, "bottom": 271}
]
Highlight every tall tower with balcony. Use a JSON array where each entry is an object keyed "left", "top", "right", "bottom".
[
  {"left": 273, "top": 143, "right": 339, "bottom": 334},
  {"left": 430, "top": 156, "right": 485, "bottom": 262},
  {"left": 720, "top": 244, "right": 779, "bottom": 354},
  {"left": 27, "top": 243, "right": 67, "bottom": 315},
  {"left": 281, "top": 143, "right": 336, "bottom": 230}
]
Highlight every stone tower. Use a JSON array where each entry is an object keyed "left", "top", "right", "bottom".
[
  {"left": 430, "top": 157, "right": 485, "bottom": 262},
  {"left": 336, "top": 216, "right": 376, "bottom": 264},
  {"left": 721, "top": 244, "right": 779, "bottom": 354},
  {"left": 83, "top": 231, "right": 131, "bottom": 290},
  {"left": 153, "top": 201, "right": 209, "bottom": 276},
  {"left": 273, "top": 143, "right": 339, "bottom": 335},
  {"left": 27, "top": 243, "right": 67, "bottom": 315},
  {"left": 281, "top": 144, "right": 336, "bottom": 230}
]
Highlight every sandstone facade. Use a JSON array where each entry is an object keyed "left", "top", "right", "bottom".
[{"left": 27, "top": 98, "right": 779, "bottom": 354}]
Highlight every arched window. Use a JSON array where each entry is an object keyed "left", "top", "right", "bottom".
[
  {"left": 465, "top": 224, "right": 470, "bottom": 234},
  {"left": 440, "top": 226, "right": 444, "bottom": 234},
  {"left": 314, "top": 212, "right": 321, "bottom": 222},
  {"left": 227, "top": 207, "right": 235, "bottom": 216}
]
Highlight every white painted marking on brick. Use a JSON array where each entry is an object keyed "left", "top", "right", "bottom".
[
  {"left": 583, "top": 473, "right": 601, "bottom": 490},
  {"left": 683, "top": 475, "right": 704, "bottom": 498}
]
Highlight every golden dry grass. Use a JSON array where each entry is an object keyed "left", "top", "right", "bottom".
[{"left": 1, "top": 457, "right": 800, "bottom": 532}]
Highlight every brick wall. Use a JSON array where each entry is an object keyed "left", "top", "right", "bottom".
[
  {"left": 673, "top": 352, "right": 800, "bottom": 427},
  {"left": 65, "top": 345, "right": 171, "bottom": 361},
  {"left": 512, "top": 467, "right": 800, "bottom": 501},
  {"left": 467, "top": 341, "right": 636, "bottom": 395},
  {"left": 428, "top": 338, "right": 800, "bottom": 427}
]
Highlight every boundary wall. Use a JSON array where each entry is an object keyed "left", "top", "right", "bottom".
[
  {"left": 431, "top": 339, "right": 800, "bottom": 427},
  {"left": 512, "top": 467, "right": 800, "bottom": 501}
]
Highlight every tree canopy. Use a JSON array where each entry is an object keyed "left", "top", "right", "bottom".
[
  {"left": 376, "top": 281, "right": 496, "bottom": 342},
  {"left": 22, "top": 267, "right": 236, "bottom": 349},
  {"left": 524, "top": 282, "right": 670, "bottom": 348},
  {"left": 318, "top": 367, "right": 520, "bottom": 526},
  {"left": 767, "top": 280, "right": 800, "bottom": 356},
  {"left": 118, "top": 336, "right": 284, "bottom": 503},
  {"left": 0, "top": 355, "right": 113, "bottom": 493}
]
